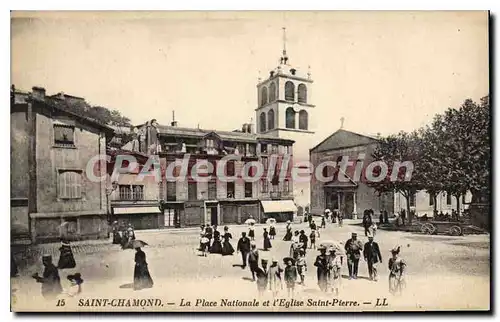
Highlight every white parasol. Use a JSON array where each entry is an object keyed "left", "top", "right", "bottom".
[
  {"left": 318, "top": 240, "right": 345, "bottom": 254},
  {"left": 245, "top": 218, "right": 256, "bottom": 225},
  {"left": 265, "top": 218, "right": 277, "bottom": 225}
]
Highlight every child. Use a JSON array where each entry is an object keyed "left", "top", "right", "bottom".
[
  {"left": 284, "top": 258, "right": 298, "bottom": 298},
  {"left": 200, "top": 233, "right": 209, "bottom": 257},
  {"left": 388, "top": 246, "right": 406, "bottom": 295},
  {"left": 369, "top": 222, "right": 378, "bottom": 237},
  {"left": 321, "top": 216, "right": 326, "bottom": 229},
  {"left": 328, "top": 248, "right": 342, "bottom": 296},
  {"left": 309, "top": 230, "right": 317, "bottom": 249},
  {"left": 269, "top": 223, "right": 276, "bottom": 240},
  {"left": 296, "top": 250, "right": 307, "bottom": 285}
]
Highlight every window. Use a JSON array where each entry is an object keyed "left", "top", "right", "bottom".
[
  {"left": 206, "top": 139, "right": 217, "bottom": 155},
  {"left": 429, "top": 192, "right": 434, "bottom": 206},
  {"left": 245, "top": 182, "right": 253, "bottom": 198},
  {"left": 261, "top": 143, "right": 268, "bottom": 154},
  {"left": 227, "top": 182, "right": 235, "bottom": 198},
  {"left": 269, "top": 82, "right": 276, "bottom": 102},
  {"left": 236, "top": 144, "right": 245, "bottom": 155},
  {"left": 261, "top": 157, "right": 268, "bottom": 171},
  {"left": 286, "top": 107, "right": 296, "bottom": 128},
  {"left": 446, "top": 193, "right": 452, "bottom": 205},
  {"left": 166, "top": 181, "right": 176, "bottom": 201},
  {"left": 283, "top": 180, "right": 290, "bottom": 193},
  {"left": 247, "top": 144, "right": 256, "bottom": 156},
  {"left": 118, "top": 184, "right": 144, "bottom": 201},
  {"left": 272, "top": 184, "right": 279, "bottom": 193},
  {"left": 285, "top": 81, "right": 295, "bottom": 101},
  {"left": 409, "top": 193, "right": 416, "bottom": 207},
  {"left": 58, "top": 170, "right": 82, "bottom": 199},
  {"left": 54, "top": 124, "right": 75, "bottom": 146},
  {"left": 226, "top": 160, "right": 235, "bottom": 176},
  {"left": 298, "top": 84, "right": 307, "bottom": 103},
  {"left": 261, "top": 87, "right": 268, "bottom": 106},
  {"left": 208, "top": 181, "right": 217, "bottom": 200},
  {"left": 261, "top": 180, "right": 269, "bottom": 193},
  {"left": 271, "top": 144, "right": 278, "bottom": 154},
  {"left": 260, "top": 112, "right": 266, "bottom": 132},
  {"left": 267, "top": 109, "right": 275, "bottom": 130},
  {"left": 299, "top": 110, "right": 308, "bottom": 130},
  {"left": 188, "top": 182, "right": 198, "bottom": 200}
]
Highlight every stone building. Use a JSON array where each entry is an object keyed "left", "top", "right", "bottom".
[
  {"left": 126, "top": 120, "right": 297, "bottom": 227},
  {"left": 11, "top": 87, "right": 114, "bottom": 243}
]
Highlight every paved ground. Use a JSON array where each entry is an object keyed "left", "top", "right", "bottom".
[{"left": 11, "top": 220, "right": 490, "bottom": 311}]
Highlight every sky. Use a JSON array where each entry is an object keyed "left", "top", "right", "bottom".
[{"left": 11, "top": 11, "right": 489, "bottom": 145}]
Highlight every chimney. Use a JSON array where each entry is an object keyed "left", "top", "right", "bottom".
[
  {"left": 32, "top": 86, "right": 46, "bottom": 101},
  {"left": 270, "top": 71, "right": 275, "bottom": 77},
  {"left": 171, "top": 110, "right": 178, "bottom": 127},
  {"left": 242, "top": 124, "right": 248, "bottom": 133},
  {"left": 248, "top": 123, "right": 254, "bottom": 134}
]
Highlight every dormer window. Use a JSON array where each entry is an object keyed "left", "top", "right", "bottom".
[
  {"left": 290, "top": 68, "right": 296, "bottom": 75},
  {"left": 206, "top": 138, "right": 217, "bottom": 155}
]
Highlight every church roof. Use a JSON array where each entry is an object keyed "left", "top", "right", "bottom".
[{"left": 310, "top": 129, "right": 379, "bottom": 153}]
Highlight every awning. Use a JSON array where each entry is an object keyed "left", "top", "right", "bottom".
[
  {"left": 113, "top": 206, "right": 160, "bottom": 215},
  {"left": 260, "top": 200, "right": 297, "bottom": 214}
]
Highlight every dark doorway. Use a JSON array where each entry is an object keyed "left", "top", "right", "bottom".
[{"left": 210, "top": 207, "right": 218, "bottom": 226}]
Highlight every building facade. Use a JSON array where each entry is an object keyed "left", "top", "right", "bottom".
[
  {"left": 11, "top": 87, "right": 114, "bottom": 243},
  {"left": 119, "top": 121, "right": 297, "bottom": 228}
]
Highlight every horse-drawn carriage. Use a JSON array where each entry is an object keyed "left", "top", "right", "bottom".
[{"left": 419, "top": 220, "right": 486, "bottom": 236}]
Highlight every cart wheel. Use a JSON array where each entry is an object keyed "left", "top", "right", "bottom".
[
  {"left": 449, "top": 226, "right": 462, "bottom": 236},
  {"left": 422, "top": 223, "right": 436, "bottom": 235}
]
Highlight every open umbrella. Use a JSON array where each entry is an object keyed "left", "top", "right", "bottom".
[
  {"left": 265, "top": 218, "right": 277, "bottom": 225},
  {"left": 129, "top": 240, "right": 148, "bottom": 249},
  {"left": 318, "top": 240, "right": 344, "bottom": 254},
  {"left": 245, "top": 218, "right": 256, "bottom": 225}
]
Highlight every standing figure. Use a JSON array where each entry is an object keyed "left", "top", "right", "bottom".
[
  {"left": 255, "top": 259, "right": 268, "bottom": 298},
  {"left": 328, "top": 248, "right": 343, "bottom": 296},
  {"left": 309, "top": 230, "right": 317, "bottom": 249},
  {"left": 289, "top": 231, "right": 300, "bottom": 258},
  {"left": 363, "top": 236, "right": 382, "bottom": 281},
  {"left": 401, "top": 209, "right": 407, "bottom": 226},
  {"left": 383, "top": 210, "right": 389, "bottom": 224},
  {"left": 299, "top": 230, "right": 308, "bottom": 254},
  {"left": 199, "top": 233, "right": 209, "bottom": 257},
  {"left": 269, "top": 223, "right": 276, "bottom": 240},
  {"left": 283, "top": 221, "right": 293, "bottom": 241},
  {"left": 314, "top": 246, "right": 329, "bottom": 292},
  {"left": 57, "top": 239, "right": 76, "bottom": 269},
  {"left": 62, "top": 273, "right": 84, "bottom": 297},
  {"left": 210, "top": 226, "right": 223, "bottom": 254},
  {"left": 263, "top": 228, "right": 272, "bottom": 251},
  {"left": 284, "top": 258, "right": 298, "bottom": 298},
  {"left": 198, "top": 224, "right": 205, "bottom": 250},
  {"left": 321, "top": 216, "right": 326, "bottom": 229},
  {"left": 133, "top": 247, "right": 154, "bottom": 290},
  {"left": 248, "top": 223, "right": 256, "bottom": 241},
  {"left": 337, "top": 211, "right": 344, "bottom": 227},
  {"left": 248, "top": 243, "right": 260, "bottom": 281},
  {"left": 310, "top": 220, "right": 317, "bottom": 231},
  {"left": 369, "top": 222, "right": 378, "bottom": 237},
  {"left": 379, "top": 213, "right": 384, "bottom": 225},
  {"left": 267, "top": 259, "right": 283, "bottom": 298},
  {"left": 344, "top": 232, "right": 363, "bottom": 279},
  {"left": 112, "top": 221, "right": 121, "bottom": 244},
  {"left": 388, "top": 246, "right": 406, "bottom": 295},
  {"left": 362, "top": 209, "right": 373, "bottom": 236},
  {"left": 11, "top": 253, "right": 18, "bottom": 277},
  {"left": 32, "top": 255, "right": 62, "bottom": 300},
  {"left": 237, "top": 232, "right": 251, "bottom": 269},
  {"left": 221, "top": 226, "right": 235, "bottom": 256},
  {"left": 205, "top": 225, "right": 213, "bottom": 247},
  {"left": 296, "top": 249, "right": 307, "bottom": 285},
  {"left": 120, "top": 225, "right": 129, "bottom": 249}
]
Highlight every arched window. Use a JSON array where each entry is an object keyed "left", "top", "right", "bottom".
[
  {"left": 286, "top": 107, "right": 296, "bottom": 129},
  {"left": 298, "top": 84, "right": 307, "bottom": 103},
  {"left": 285, "top": 81, "right": 295, "bottom": 101},
  {"left": 260, "top": 112, "right": 267, "bottom": 132},
  {"left": 261, "top": 87, "right": 268, "bottom": 106},
  {"left": 299, "top": 110, "right": 308, "bottom": 130},
  {"left": 269, "top": 82, "right": 277, "bottom": 102},
  {"left": 267, "top": 109, "right": 275, "bottom": 130}
]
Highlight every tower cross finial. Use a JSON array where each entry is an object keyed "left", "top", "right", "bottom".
[
  {"left": 340, "top": 117, "right": 345, "bottom": 129},
  {"left": 282, "top": 27, "right": 287, "bottom": 57}
]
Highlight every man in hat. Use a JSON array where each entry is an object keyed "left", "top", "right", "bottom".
[
  {"left": 299, "top": 230, "right": 308, "bottom": 254},
  {"left": 248, "top": 243, "right": 260, "bottom": 281},
  {"left": 344, "top": 232, "right": 363, "bottom": 279},
  {"left": 363, "top": 235, "right": 382, "bottom": 281},
  {"left": 32, "top": 255, "right": 62, "bottom": 299},
  {"left": 284, "top": 258, "right": 298, "bottom": 298},
  {"left": 237, "top": 232, "right": 251, "bottom": 269}
]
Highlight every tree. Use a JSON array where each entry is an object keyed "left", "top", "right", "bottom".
[{"left": 368, "top": 131, "right": 425, "bottom": 224}]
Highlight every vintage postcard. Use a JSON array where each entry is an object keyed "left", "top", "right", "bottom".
[{"left": 10, "top": 11, "right": 490, "bottom": 312}]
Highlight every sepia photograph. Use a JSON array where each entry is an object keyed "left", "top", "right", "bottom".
[{"left": 10, "top": 10, "right": 490, "bottom": 312}]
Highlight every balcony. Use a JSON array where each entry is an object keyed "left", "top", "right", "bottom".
[{"left": 270, "top": 191, "right": 281, "bottom": 199}]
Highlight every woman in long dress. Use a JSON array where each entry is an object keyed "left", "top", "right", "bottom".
[
  {"left": 269, "top": 224, "right": 276, "bottom": 240},
  {"left": 283, "top": 221, "right": 292, "bottom": 241},
  {"left": 133, "top": 247, "right": 154, "bottom": 290},
  {"left": 57, "top": 239, "right": 76, "bottom": 269},
  {"left": 210, "top": 226, "right": 223, "bottom": 254},
  {"left": 263, "top": 228, "right": 272, "bottom": 251},
  {"left": 328, "top": 248, "right": 342, "bottom": 295},
  {"left": 221, "top": 226, "right": 235, "bottom": 256},
  {"left": 314, "top": 247, "right": 329, "bottom": 292},
  {"left": 248, "top": 223, "right": 255, "bottom": 241},
  {"left": 112, "top": 221, "right": 121, "bottom": 244},
  {"left": 388, "top": 246, "right": 406, "bottom": 295}
]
